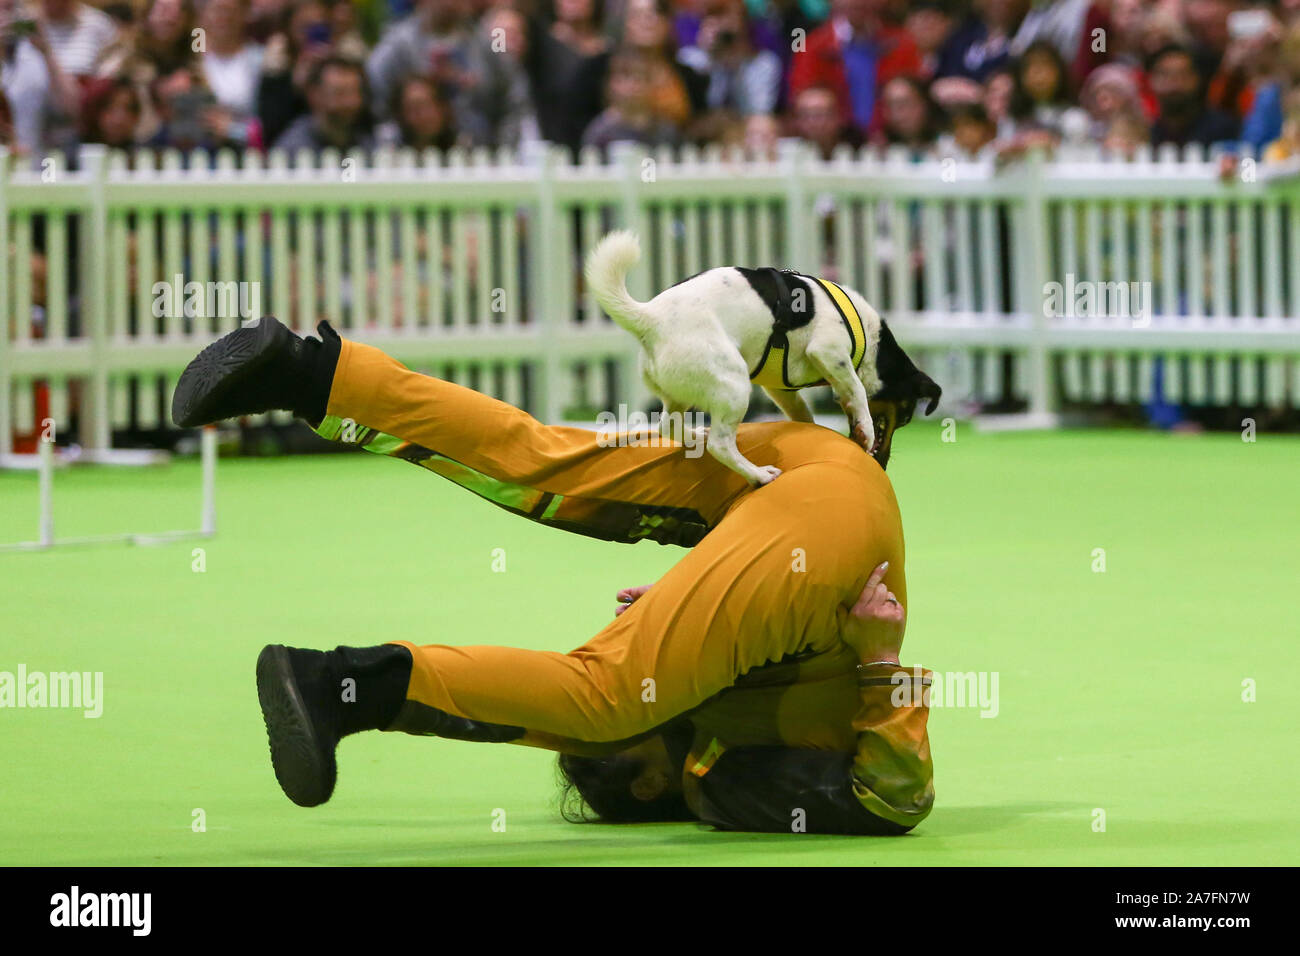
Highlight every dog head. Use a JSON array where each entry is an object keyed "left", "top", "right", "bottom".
[{"left": 863, "top": 319, "right": 942, "bottom": 470}]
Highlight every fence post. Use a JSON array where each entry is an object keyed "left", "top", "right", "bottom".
[
  {"left": 1017, "top": 148, "right": 1055, "bottom": 420},
  {"left": 80, "top": 145, "right": 111, "bottom": 452},
  {"left": 781, "top": 138, "right": 813, "bottom": 273},
  {"left": 614, "top": 142, "right": 652, "bottom": 414},
  {"left": 530, "top": 143, "right": 563, "bottom": 422},
  {"left": 0, "top": 147, "right": 11, "bottom": 457}
]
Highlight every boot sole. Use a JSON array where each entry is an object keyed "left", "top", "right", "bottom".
[
  {"left": 171, "top": 317, "right": 288, "bottom": 428},
  {"left": 256, "top": 644, "right": 337, "bottom": 808}
]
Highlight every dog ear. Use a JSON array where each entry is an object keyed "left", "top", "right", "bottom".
[
  {"left": 874, "top": 318, "right": 942, "bottom": 414},
  {"left": 914, "top": 370, "right": 942, "bottom": 415}
]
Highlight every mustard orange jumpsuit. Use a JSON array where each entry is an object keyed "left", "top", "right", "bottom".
[{"left": 314, "top": 337, "right": 934, "bottom": 832}]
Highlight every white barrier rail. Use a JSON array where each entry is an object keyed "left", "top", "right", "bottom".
[{"left": 2, "top": 140, "right": 1298, "bottom": 455}]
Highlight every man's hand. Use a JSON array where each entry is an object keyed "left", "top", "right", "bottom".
[
  {"left": 842, "top": 561, "right": 905, "bottom": 664},
  {"left": 614, "top": 584, "right": 652, "bottom": 616}
]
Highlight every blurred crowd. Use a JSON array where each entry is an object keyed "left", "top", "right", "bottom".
[{"left": 1, "top": 0, "right": 1300, "bottom": 164}]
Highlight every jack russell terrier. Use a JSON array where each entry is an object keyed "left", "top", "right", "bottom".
[{"left": 584, "top": 230, "right": 942, "bottom": 484}]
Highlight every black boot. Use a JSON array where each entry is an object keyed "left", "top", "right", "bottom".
[
  {"left": 255, "top": 643, "right": 411, "bottom": 807},
  {"left": 171, "top": 317, "right": 340, "bottom": 428}
]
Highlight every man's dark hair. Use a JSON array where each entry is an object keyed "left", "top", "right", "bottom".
[
  {"left": 556, "top": 720, "right": 695, "bottom": 824},
  {"left": 307, "top": 54, "right": 368, "bottom": 91},
  {"left": 1145, "top": 42, "right": 1201, "bottom": 82},
  {"left": 948, "top": 101, "right": 994, "bottom": 129}
]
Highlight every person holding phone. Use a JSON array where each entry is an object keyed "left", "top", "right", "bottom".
[
  {"left": 256, "top": 0, "right": 333, "bottom": 146},
  {"left": 31, "top": 0, "right": 118, "bottom": 78},
  {"left": 1209, "top": 6, "right": 1289, "bottom": 152},
  {"left": 0, "top": 0, "right": 80, "bottom": 156},
  {"left": 197, "top": 0, "right": 264, "bottom": 147}
]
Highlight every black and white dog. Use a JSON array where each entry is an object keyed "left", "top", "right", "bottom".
[{"left": 585, "top": 231, "right": 942, "bottom": 483}]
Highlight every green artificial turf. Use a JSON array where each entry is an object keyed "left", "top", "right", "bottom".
[{"left": 1, "top": 423, "right": 1296, "bottom": 865}]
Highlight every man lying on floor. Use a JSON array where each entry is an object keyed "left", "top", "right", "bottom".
[{"left": 172, "top": 316, "right": 937, "bottom": 835}]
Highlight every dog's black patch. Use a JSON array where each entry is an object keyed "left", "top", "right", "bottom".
[
  {"left": 872, "top": 319, "right": 942, "bottom": 414},
  {"left": 735, "top": 267, "right": 816, "bottom": 333}
]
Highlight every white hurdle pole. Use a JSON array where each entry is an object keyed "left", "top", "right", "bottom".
[
  {"left": 37, "top": 437, "right": 54, "bottom": 548},
  {"left": 199, "top": 425, "right": 216, "bottom": 537},
  {"left": 1, "top": 429, "right": 217, "bottom": 552}
]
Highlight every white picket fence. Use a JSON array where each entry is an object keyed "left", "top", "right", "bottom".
[{"left": 2, "top": 140, "right": 1299, "bottom": 455}]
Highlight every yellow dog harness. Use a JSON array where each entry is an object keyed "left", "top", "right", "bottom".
[{"left": 747, "top": 272, "right": 868, "bottom": 391}]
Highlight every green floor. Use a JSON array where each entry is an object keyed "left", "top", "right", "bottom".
[{"left": 1, "top": 424, "right": 1296, "bottom": 865}]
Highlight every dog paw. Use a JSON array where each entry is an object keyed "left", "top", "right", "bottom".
[{"left": 751, "top": 465, "right": 782, "bottom": 486}]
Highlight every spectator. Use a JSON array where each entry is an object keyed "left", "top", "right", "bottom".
[
  {"left": 257, "top": 0, "right": 334, "bottom": 147},
  {"left": 1007, "top": 39, "right": 1083, "bottom": 138},
  {"left": 1010, "top": 0, "right": 1105, "bottom": 79},
  {"left": 791, "top": 84, "right": 859, "bottom": 158},
  {"left": 246, "top": 0, "right": 292, "bottom": 43},
  {"left": 1136, "top": 1, "right": 1195, "bottom": 61},
  {"left": 147, "top": 63, "right": 231, "bottom": 151},
  {"left": 0, "top": 0, "right": 78, "bottom": 155},
  {"left": 788, "top": 0, "right": 922, "bottom": 137},
  {"left": 80, "top": 73, "right": 140, "bottom": 148},
  {"left": 378, "top": 71, "right": 457, "bottom": 149},
  {"left": 743, "top": 110, "right": 781, "bottom": 156},
  {"left": 1209, "top": 7, "right": 1286, "bottom": 152},
  {"left": 37, "top": 0, "right": 118, "bottom": 78},
  {"left": 875, "top": 74, "right": 941, "bottom": 154},
  {"left": 198, "top": 0, "right": 264, "bottom": 146},
  {"left": 461, "top": 4, "right": 539, "bottom": 149},
  {"left": 325, "top": 0, "right": 370, "bottom": 62},
  {"left": 946, "top": 101, "right": 997, "bottom": 155},
  {"left": 526, "top": 0, "right": 610, "bottom": 153},
  {"left": 94, "top": 0, "right": 197, "bottom": 144},
  {"left": 1181, "top": 0, "right": 1237, "bottom": 78},
  {"left": 935, "top": 0, "right": 1029, "bottom": 82},
  {"left": 1102, "top": 0, "right": 1139, "bottom": 63},
  {"left": 1101, "top": 106, "right": 1151, "bottom": 156},
  {"left": 1079, "top": 62, "right": 1145, "bottom": 139},
  {"left": 1262, "top": 86, "right": 1300, "bottom": 162},
  {"left": 983, "top": 65, "right": 1015, "bottom": 133},
  {"left": 676, "top": 0, "right": 786, "bottom": 74},
  {"left": 1146, "top": 43, "right": 1238, "bottom": 149},
  {"left": 679, "top": 0, "right": 783, "bottom": 134},
  {"left": 551, "top": 0, "right": 609, "bottom": 57},
  {"left": 118, "top": 0, "right": 195, "bottom": 78},
  {"left": 366, "top": 0, "right": 473, "bottom": 123},
  {"left": 274, "top": 55, "right": 375, "bottom": 152},
  {"left": 615, "top": 0, "right": 708, "bottom": 133},
  {"left": 745, "top": 0, "right": 823, "bottom": 73},
  {"left": 905, "top": 0, "right": 956, "bottom": 80},
  {"left": 581, "top": 49, "right": 682, "bottom": 151}
]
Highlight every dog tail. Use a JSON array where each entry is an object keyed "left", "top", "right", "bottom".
[{"left": 585, "top": 230, "right": 653, "bottom": 338}]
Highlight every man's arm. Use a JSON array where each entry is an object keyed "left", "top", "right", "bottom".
[{"left": 841, "top": 561, "right": 935, "bottom": 828}]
